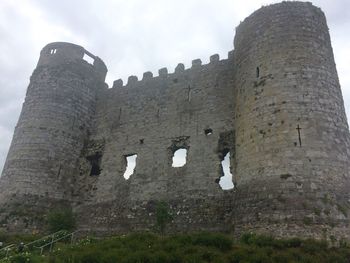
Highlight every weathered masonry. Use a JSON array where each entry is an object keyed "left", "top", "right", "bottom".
[{"left": 1, "top": 1, "right": 350, "bottom": 240}]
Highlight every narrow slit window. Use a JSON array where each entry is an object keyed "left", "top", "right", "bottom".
[
  {"left": 188, "top": 86, "right": 191, "bottom": 102},
  {"left": 219, "top": 151, "right": 234, "bottom": 190},
  {"left": 172, "top": 148, "right": 187, "bottom": 167},
  {"left": 123, "top": 154, "right": 137, "bottom": 180},
  {"left": 256, "top": 67, "right": 260, "bottom": 78}
]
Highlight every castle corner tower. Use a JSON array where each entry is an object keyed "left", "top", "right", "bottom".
[
  {"left": 0, "top": 42, "right": 107, "bottom": 231},
  {"left": 233, "top": 2, "right": 350, "bottom": 239}
]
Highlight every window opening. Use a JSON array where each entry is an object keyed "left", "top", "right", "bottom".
[
  {"left": 256, "top": 67, "right": 260, "bottom": 78},
  {"left": 187, "top": 85, "right": 191, "bottom": 102},
  {"left": 219, "top": 151, "right": 234, "bottom": 190},
  {"left": 83, "top": 53, "right": 94, "bottom": 64},
  {"left": 87, "top": 152, "right": 102, "bottom": 176},
  {"left": 296, "top": 124, "right": 302, "bottom": 147},
  {"left": 204, "top": 128, "right": 213, "bottom": 136},
  {"left": 172, "top": 148, "right": 187, "bottom": 167},
  {"left": 123, "top": 154, "right": 137, "bottom": 180}
]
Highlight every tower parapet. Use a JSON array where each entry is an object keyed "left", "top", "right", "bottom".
[{"left": 37, "top": 42, "right": 107, "bottom": 80}]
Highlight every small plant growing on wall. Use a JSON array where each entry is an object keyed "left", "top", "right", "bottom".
[
  {"left": 47, "top": 208, "right": 76, "bottom": 232},
  {"left": 155, "top": 201, "right": 172, "bottom": 234}
]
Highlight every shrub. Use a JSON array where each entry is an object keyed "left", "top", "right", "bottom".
[
  {"left": 155, "top": 201, "right": 172, "bottom": 234},
  {"left": 47, "top": 208, "right": 76, "bottom": 232},
  {"left": 191, "top": 232, "right": 233, "bottom": 251}
]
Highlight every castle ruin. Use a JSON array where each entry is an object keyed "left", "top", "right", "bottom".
[{"left": 1, "top": 1, "right": 350, "bottom": 240}]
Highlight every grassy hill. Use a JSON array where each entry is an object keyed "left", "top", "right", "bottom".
[{"left": 1, "top": 232, "right": 350, "bottom": 263}]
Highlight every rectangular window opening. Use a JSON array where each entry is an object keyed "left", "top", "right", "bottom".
[{"left": 83, "top": 53, "right": 94, "bottom": 65}]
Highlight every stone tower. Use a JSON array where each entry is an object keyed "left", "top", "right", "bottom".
[
  {"left": 0, "top": 2, "right": 350, "bottom": 240},
  {"left": 0, "top": 43, "right": 107, "bottom": 230},
  {"left": 233, "top": 2, "right": 350, "bottom": 238}
]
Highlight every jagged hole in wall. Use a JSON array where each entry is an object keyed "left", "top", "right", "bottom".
[
  {"left": 83, "top": 53, "right": 94, "bottom": 65},
  {"left": 123, "top": 154, "right": 137, "bottom": 180},
  {"left": 172, "top": 148, "right": 187, "bottom": 167},
  {"left": 219, "top": 152, "right": 234, "bottom": 190}
]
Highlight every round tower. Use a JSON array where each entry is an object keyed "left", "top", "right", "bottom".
[
  {"left": 0, "top": 42, "right": 107, "bottom": 230},
  {"left": 233, "top": 2, "right": 350, "bottom": 239}
]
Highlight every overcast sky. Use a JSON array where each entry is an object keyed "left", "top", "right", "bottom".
[{"left": 0, "top": 0, "right": 349, "bottom": 174}]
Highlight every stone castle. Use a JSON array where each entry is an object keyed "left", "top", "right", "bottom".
[{"left": 1, "top": 1, "right": 350, "bottom": 240}]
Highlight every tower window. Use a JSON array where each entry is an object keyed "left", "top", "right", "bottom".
[
  {"left": 256, "top": 67, "right": 260, "bottom": 78},
  {"left": 83, "top": 53, "right": 94, "bottom": 64}
]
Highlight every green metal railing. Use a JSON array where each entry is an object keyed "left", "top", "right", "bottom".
[{"left": 0, "top": 229, "right": 79, "bottom": 259}]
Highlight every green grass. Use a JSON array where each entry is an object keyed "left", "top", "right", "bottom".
[{"left": 1, "top": 232, "right": 350, "bottom": 263}]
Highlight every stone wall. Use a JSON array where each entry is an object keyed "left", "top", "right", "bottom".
[
  {"left": 74, "top": 53, "right": 236, "bottom": 233},
  {"left": 1, "top": 1, "right": 350, "bottom": 240}
]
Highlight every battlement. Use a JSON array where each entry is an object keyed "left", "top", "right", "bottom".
[
  {"left": 38, "top": 42, "right": 108, "bottom": 81},
  {"left": 111, "top": 51, "right": 234, "bottom": 89}
]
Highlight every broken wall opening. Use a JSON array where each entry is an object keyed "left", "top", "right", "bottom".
[
  {"left": 172, "top": 148, "right": 187, "bottom": 167},
  {"left": 168, "top": 136, "right": 190, "bottom": 168},
  {"left": 217, "top": 131, "right": 235, "bottom": 190},
  {"left": 219, "top": 150, "right": 234, "bottom": 190},
  {"left": 123, "top": 154, "right": 137, "bottom": 180}
]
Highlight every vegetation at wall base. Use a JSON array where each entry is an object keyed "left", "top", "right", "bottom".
[
  {"left": 47, "top": 208, "right": 76, "bottom": 233},
  {"left": 155, "top": 201, "right": 172, "bottom": 234},
  {"left": 1, "top": 232, "right": 350, "bottom": 263}
]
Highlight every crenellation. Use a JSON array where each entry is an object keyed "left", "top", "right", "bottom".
[
  {"left": 112, "top": 79, "right": 123, "bottom": 88},
  {"left": 175, "top": 63, "right": 185, "bottom": 73},
  {"left": 109, "top": 57, "right": 231, "bottom": 92},
  {"left": 209, "top": 54, "right": 220, "bottom": 63},
  {"left": 158, "top": 67, "right": 168, "bottom": 77},
  {"left": 142, "top": 71, "right": 153, "bottom": 80},
  {"left": 191, "top": 58, "right": 202, "bottom": 67},
  {"left": 127, "top": 75, "right": 138, "bottom": 86},
  {"left": 1, "top": 1, "right": 350, "bottom": 241}
]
